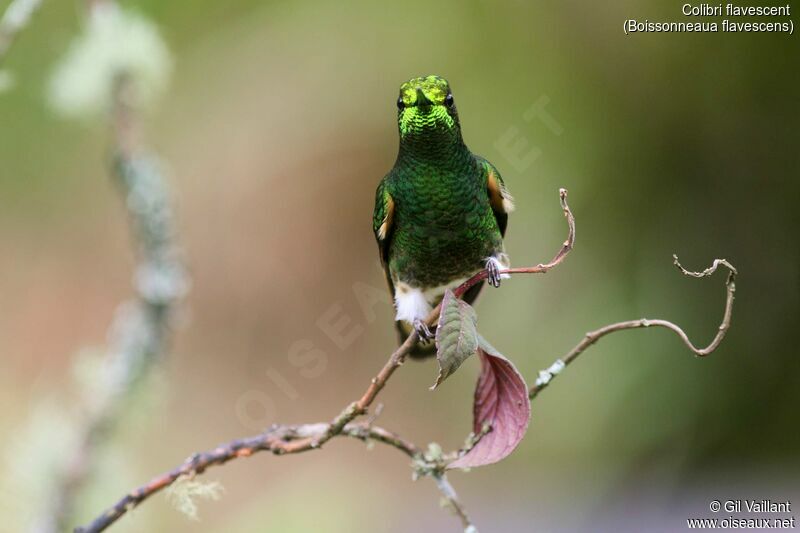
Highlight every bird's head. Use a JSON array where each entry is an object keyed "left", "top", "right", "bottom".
[{"left": 396, "top": 75, "right": 461, "bottom": 141}]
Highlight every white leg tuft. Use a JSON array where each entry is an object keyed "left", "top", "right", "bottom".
[{"left": 394, "top": 284, "right": 432, "bottom": 324}]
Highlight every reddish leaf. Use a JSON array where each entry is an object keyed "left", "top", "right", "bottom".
[{"left": 448, "top": 336, "right": 531, "bottom": 469}]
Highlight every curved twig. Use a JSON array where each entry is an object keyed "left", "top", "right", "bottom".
[
  {"left": 529, "top": 255, "right": 737, "bottom": 399},
  {"left": 454, "top": 188, "right": 575, "bottom": 300}
]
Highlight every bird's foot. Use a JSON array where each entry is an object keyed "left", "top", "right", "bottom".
[
  {"left": 486, "top": 258, "right": 502, "bottom": 288},
  {"left": 485, "top": 255, "right": 511, "bottom": 288},
  {"left": 413, "top": 318, "right": 434, "bottom": 342}
]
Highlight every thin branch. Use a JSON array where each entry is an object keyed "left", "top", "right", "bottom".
[
  {"left": 0, "top": 0, "right": 43, "bottom": 66},
  {"left": 454, "top": 188, "right": 574, "bottom": 300},
  {"left": 529, "top": 255, "right": 737, "bottom": 399},
  {"left": 74, "top": 189, "right": 576, "bottom": 533},
  {"left": 73, "top": 421, "right": 415, "bottom": 533},
  {"left": 434, "top": 474, "right": 477, "bottom": 532},
  {"left": 73, "top": 334, "right": 425, "bottom": 533}
]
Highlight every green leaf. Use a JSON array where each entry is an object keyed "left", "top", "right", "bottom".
[{"left": 431, "top": 290, "right": 479, "bottom": 389}]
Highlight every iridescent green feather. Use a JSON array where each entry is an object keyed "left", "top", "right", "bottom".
[{"left": 372, "top": 75, "right": 512, "bottom": 355}]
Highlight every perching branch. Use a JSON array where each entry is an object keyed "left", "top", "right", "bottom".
[
  {"left": 529, "top": 255, "right": 737, "bottom": 399},
  {"left": 73, "top": 420, "right": 420, "bottom": 533},
  {"left": 72, "top": 334, "right": 437, "bottom": 533},
  {"left": 75, "top": 187, "right": 736, "bottom": 533},
  {"left": 75, "top": 189, "right": 575, "bottom": 533}
]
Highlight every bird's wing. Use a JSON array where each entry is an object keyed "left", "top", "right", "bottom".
[
  {"left": 476, "top": 155, "right": 514, "bottom": 237},
  {"left": 375, "top": 177, "right": 429, "bottom": 353},
  {"left": 459, "top": 157, "right": 514, "bottom": 308},
  {"left": 373, "top": 177, "right": 396, "bottom": 296}
]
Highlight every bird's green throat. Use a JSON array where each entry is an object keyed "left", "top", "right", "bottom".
[{"left": 395, "top": 75, "right": 470, "bottom": 166}]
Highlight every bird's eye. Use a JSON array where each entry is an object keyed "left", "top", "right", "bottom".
[
  {"left": 445, "top": 94, "right": 454, "bottom": 107},
  {"left": 397, "top": 97, "right": 405, "bottom": 110}
]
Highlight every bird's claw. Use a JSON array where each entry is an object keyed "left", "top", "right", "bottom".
[
  {"left": 486, "top": 259, "right": 502, "bottom": 288},
  {"left": 413, "top": 319, "right": 434, "bottom": 342}
]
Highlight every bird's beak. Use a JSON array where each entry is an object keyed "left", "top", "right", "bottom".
[{"left": 415, "top": 87, "right": 432, "bottom": 107}]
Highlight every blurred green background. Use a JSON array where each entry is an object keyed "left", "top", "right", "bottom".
[{"left": 1, "top": 0, "right": 798, "bottom": 531}]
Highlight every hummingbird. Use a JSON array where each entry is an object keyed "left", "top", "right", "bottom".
[{"left": 373, "top": 75, "right": 514, "bottom": 357}]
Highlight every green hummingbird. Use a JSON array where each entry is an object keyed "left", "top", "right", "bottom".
[{"left": 373, "top": 75, "right": 514, "bottom": 357}]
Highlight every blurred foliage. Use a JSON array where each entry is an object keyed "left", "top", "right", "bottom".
[{"left": 1, "top": 0, "right": 797, "bottom": 531}]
